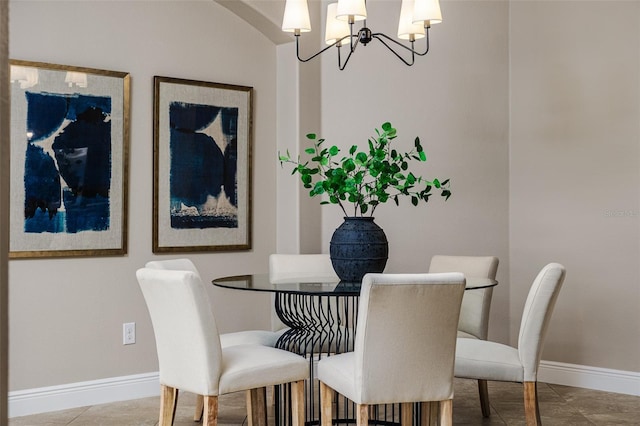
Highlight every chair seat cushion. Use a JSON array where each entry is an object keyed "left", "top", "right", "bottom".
[
  {"left": 219, "top": 344, "right": 308, "bottom": 394},
  {"left": 317, "top": 352, "right": 358, "bottom": 402},
  {"left": 220, "top": 330, "right": 279, "bottom": 348},
  {"left": 455, "top": 338, "right": 524, "bottom": 383}
]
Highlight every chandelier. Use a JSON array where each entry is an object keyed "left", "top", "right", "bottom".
[{"left": 281, "top": 0, "right": 442, "bottom": 70}]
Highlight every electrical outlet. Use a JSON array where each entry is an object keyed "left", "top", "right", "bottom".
[{"left": 123, "top": 322, "right": 136, "bottom": 345}]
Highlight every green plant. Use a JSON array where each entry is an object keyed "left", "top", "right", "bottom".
[{"left": 278, "top": 122, "right": 451, "bottom": 217}]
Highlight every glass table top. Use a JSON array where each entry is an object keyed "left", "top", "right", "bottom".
[{"left": 212, "top": 273, "right": 497, "bottom": 296}]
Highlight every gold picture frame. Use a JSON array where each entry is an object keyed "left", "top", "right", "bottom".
[
  {"left": 152, "top": 76, "right": 253, "bottom": 253},
  {"left": 9, "top": 60, "right": 130, "bottom": 258}
]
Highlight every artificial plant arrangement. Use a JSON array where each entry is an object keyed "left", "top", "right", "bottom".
[{"left": 278, "top": 122, "right": 452, "bottom": 217}]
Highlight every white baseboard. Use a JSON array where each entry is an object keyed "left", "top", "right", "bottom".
[
  {"left": 538, "top": 360, "right": 640, "bottom": 396},
  {"left": 8, "top": 372, "right": 160, "bottom": 418},
  {"left": 8, "top": 362, "right": 640, "bottom": 418}
]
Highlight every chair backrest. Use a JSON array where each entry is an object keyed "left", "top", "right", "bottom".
[
  {"left": 269, "top": 254, "right": 339, "bottom": 332},
  {"left": 146, "top": 258, "right": 200, "bottom": 276},
  {"left": 517, "top": 263, "right": 566, "bottom": 381},
  {"left": 428, "top": 255, "right": 499, "bottom": 339},
  {"left": 353, "top": 272, "right": 466, "bottom": 404},
  {"left": 269, "top": 254, "right": 338, "bottom": 282},
  {"left": 136, "top": 268, "right": 222, "bottom": 396}
]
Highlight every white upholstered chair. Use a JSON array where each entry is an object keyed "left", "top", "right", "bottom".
[
  {"left": 454, "top": 263, "right": 566, "bottom": 425},
  {"left": 318, "top": 272, "right": 466, "bottom": 426},
  {"left": 136, "top": 268, "right": 308, "bottom": 426},
  {"left": 145, "top": 258, "right": 280, "bottom": 420},
  {"left": 268, "top": 254, "right": 352, "bottom": 354},
  {"left": 428, "top": 254, "right": 499, "bottom": 417},
  {"left": 146, "top": 259, "right": 279, "bottom": 348}
]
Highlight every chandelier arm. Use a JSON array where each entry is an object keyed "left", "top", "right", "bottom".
[
  {"left": 295, "top": 34, "right": 344, "bottom": 63},
  {"left": 338, "top": 28, "right": 366, "bottom": 70},
  {"left": 371, "top": 34, "right": 416, "bottom": 66},
  {"left": 413, "top": 28, "right": 430, "bottom": 57},
  {"left": 372, "top": 30, "right": 430, "bottom": 56},
  {"left": 338, "top": 44, "right": 356, "bottom": 71}
]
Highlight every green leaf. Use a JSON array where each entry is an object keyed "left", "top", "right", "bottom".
[
  {"left": 306, "top": 133, "right": 316, "bottom": 140},
  {"left": 355, "top": 152, "right": 368, "bottom": 165},
  {"left": 343, "top": 158, "right": 356, "bottom": 172},
  {"left": 411, "top": 196, "right": 418, "bottom": 206},
  {"left": 419, "top": 151, "right": 427, "bottom": 161},
  {"left": 329, "top": 146, "right": 340, "bottom": 156},
  {"left": 434, "top": 178, "right": 441, "bottom": 188},
  {"left": 349, "top": 145, "right": 358, "bottom": 155},
  {"left": 304, "top": 148, "right": 315, "bottom": 155},
  {"left": 361, "top": 204, "right": 368, "bottom": 214}
]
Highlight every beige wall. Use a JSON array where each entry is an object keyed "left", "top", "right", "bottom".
[
  {"left": 510, "top": 1, "right": 640, "bottom": 371},
  {"left": 319, "top": 0, "right": 512, "bottom": 343},
  {"left": 8, "top": 0, "right": 277, "bottom": 391}
]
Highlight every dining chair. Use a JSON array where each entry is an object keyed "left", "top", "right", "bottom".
[
  {"left": 318, "top": 272, "right": 466, "bottom": 426},
  {"left": 146, "top": 259, "right": 280, "bottom": 348},
  {"left": 454, "top": 263, "right": 566, "bottom": 425},
  {"left": 428, "top": 254, "right": 499, "bottom": 417},
  {"left": 136, "top": 267, "right": 308, "bottom": 426},
  {"left": 145, "top": 258, "right": 280, "bottom": 420},
  {"left": 268, "top": 254, "right": 351, "bottom": 353}
]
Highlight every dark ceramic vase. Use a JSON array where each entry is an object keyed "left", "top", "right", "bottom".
[{"left": 329, "top": 217, "right": 389, "bottom": 283}]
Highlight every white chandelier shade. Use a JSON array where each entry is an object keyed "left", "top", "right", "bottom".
[
  {"left": 282, "top": 0, "right": 311, "bottom": 33},
  {"left": 325, "top": 3, "right": 351, "bottom": 46}
]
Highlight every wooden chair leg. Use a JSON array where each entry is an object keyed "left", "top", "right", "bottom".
[
  {"left": 400, "top": 402, "right": 412, "bottom": 426},
  {"left": 420, "top": 401, "right": 440, "bottom": 426},
  {"left": 320, "top": 381, "right": 334, "bottom": 426},
  {"left": 439, "top": 399, "right": 453, "bottom": 426},
  {"left": 524, "top": 381, "right": 542, "bottom": 426},
  {"left": 478, "top": 379, "right": 491, "bottom": 417},
  {"left": 202, "top": 395, "right": 218, "bottom": 426},
  {"left": 291, "top": 380, "right": 305, "bottom": 426},
  {"left": 159, "top": 385, "right": 178, "bottom": 426},
  {"left": 194, "top": 394, "right": 204, "bottom": 421},
  {"left": 356, "top": 403, "right": 369, "bottom": 426},
  {"left": 247, "top": 387, "right": 268, "bottom": 426},
  {"left": 420, "top": 401, "right": 432, "bottom": 426}
]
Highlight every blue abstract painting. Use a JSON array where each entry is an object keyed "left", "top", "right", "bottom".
[
  {"left": 168, "top": 101, "right": 238, "bottom": 229},
  {"left": 23, "top": 92, "right": 111, "bottom": 234}
]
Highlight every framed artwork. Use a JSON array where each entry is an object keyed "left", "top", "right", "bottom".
[
  {"left": 153, "top": 76, "right": 253, "bottom": 252},
  {"left": 9, "top": 60, "right": 130, "bottom": 258}
]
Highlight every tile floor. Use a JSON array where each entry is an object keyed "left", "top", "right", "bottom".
[{"left": 9, "top": 379, "right": 640, "bottom": 425}]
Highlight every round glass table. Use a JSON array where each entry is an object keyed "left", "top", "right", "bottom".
[{"left": 213, "top": 274, "right": 498, "bottom": 426}]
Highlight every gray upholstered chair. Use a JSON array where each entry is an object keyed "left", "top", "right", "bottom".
[
  {"left": 136, "top": 268, "right": 308, "bottom": 426},
  {"left": 454, "top": 263, "right": 566, "bottom": 425},
  {"left": 428, "top": 254, "right": 499, "bottom": 417},
  {"left": 318, "top": 272, "right": 466, "bottom": 426}
]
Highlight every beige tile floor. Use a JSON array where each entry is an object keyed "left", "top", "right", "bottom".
[{"left": 9, "top": 379, "right": 640, "bottom": 425}]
